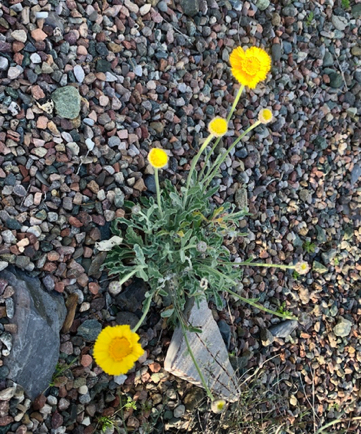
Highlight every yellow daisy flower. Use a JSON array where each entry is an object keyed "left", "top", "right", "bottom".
[
  {"left": 93, "top": 325, "right": 144, "bottom": 376},
  {"left": 148, "top": 148, "right": 168, "bottom": 169},
  {"left": 208, "top": 117, "right": 228, "bottom": 137},
  {"left": 211, "top": 399, "right": 227, "bottom": 414},
  {"left": 294, "top": 261, "right": 310, "bottom": 275},
  {"left": 229, "top": 46, "right": 271, "bottom": 89},
  {"left": 258, "top": 108, "right": 273, "bottom": 124}
]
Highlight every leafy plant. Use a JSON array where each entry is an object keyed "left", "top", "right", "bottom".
[
  {"left": 305, "top": 11, "right": 314, "bottom": 26},
  {"left": 303, "top": 240, "right": 316, "bottom": 254},
  {"left": 341, "top": 0, "right": 350, "bottom": 9},
  {"left": 100, "top": 45, "right": 308, "bottom": 402},
  {"left": 276, "top": 302, "right": 292, "bottom": 318}
]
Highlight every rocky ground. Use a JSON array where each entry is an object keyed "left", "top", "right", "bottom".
[{"left": 0, "top": 0, "right": 360, "bottom": 432}]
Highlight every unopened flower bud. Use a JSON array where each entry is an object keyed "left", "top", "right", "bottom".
[
  {"left": 131, "top": 205, "right": 141, "bottom": 215},
  {"left": 197, "top": 241, "right": 207, "bottom": 253}
]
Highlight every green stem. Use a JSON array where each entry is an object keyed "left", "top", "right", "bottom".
[
  {"left": 203, "top": 120, "right": 261, "bottom": 188},
  {"left": 225, "top": 287, "right": 297, "bottom": 320},
  {"left": 179, "top": 318, "right": 215, "bottom": 401},
  {"left": 198, "top": 137, "right": 222, "bottom": 181},
  {"left": 183, "top": 134, "right": 214, "bottom": 207},
  {"left": 199, "top": 85, "right": 244, "bottom": 181},
  {"left": 154, "top": 168, "right": 163, "bottom": 218},
  {"left": 229, "top": 261, "right": 296, "bottom": 271},
  {"left": 202, "top": 265, "right": 297, "bottom": 320},
  {"left": 132, "top": 293, "right": 153, "bottom": 333},
  {"left": 118, "top": 269, "right": 138, "bottom": 286},
  {"left": 227, "top": 84, "right": 245, "bottom": 123}
]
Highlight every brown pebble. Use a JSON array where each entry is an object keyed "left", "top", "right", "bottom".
[
  {"left": 69, "top": 216, "right": 83, "bottom": 227},
  {"left": 61, "top": 293, "right": 79, "bottom": 334},
  {"left": 32, "top": 394, "right": 47, "bottom": 411},
  {"left": 81, "top": 354, "right": 93, "bottom": 367},
  {"left": 88, "top": 282, "right": 99, "bottom": 295},
  {"left": 31, "top": 28, "right": 47, "bottom": 42}
]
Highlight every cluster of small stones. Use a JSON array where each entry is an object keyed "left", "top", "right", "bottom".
[{"left": 0, "top": 0, "right": 360, "bottom": 432}]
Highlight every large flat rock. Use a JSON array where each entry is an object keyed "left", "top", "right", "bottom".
[
  {"left": 1, "top": 267, "right": 66, "bottom": 400},
  {"left": 164, "top": 298, "right": 240, "bottom": 402}
]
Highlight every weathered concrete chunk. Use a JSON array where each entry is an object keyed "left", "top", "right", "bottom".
[
  {"left": 164, "top": 298, "right": 240, "bottom": 401},
  {"left": 1, "top": 267, "right": 66, "bottom": 400}
]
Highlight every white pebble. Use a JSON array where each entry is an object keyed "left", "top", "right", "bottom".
[
  {"left": 79, "top": 385, "right": 88, "bottom": 395},
  {"left": 35, "top": 11, "right": 49, "bottom": 19},
  {"left": 30, "top": 53, "right": 42, "bottom": 64},
  {"left": 74, "top": 65, "right": 85, "bottom": 84}
]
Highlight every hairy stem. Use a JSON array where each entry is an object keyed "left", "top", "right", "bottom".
[
  {"left": 183, "top": 134, "right": 214, "bottom": 207},
  {"left": 203, "top": 120, "right": 261, "bottom": 188},
  {"left": 132, "top": 293, "right": 153, "bottom": 333},
  {"left": 154, "top": 168, "right": 163, "bottom": 218},
  {"left": 227, "top": 84, "right": 245, "bottom": 122}
]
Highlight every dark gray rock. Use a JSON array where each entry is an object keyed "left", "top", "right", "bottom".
[
  {"left": 351, "top": 4, "right": 361, "bottom": 19},
  {"left": 115, "top": 278, "right": 147, "bottom": 313},
  {"left": 51, "top": 86, "right": 81, "bottom": 119},
  {"left": 269, "top": 320, "right": 298, "bottom": 338},
  {"left": 260, "top": 328, "right": 275, "bottom": 346},
  {"left": 323, "top": 51, "right": 334, "bottom": 67},
  {"left": 351, "top": 164, "right": 361, "bottom": 185},
  {"left": 180, "top": 0, "right": 199, "bottom": 17},
  {"left": 272, "top": 44, "right": 281, "bottom": 62},
  {"left": 1, "top": 267, "right": 66, "bottom": 400},
  {"left": 217, "top": 319, "right": 231, "bottom": 348},
  {"left": 145, "top": 175, "right": 156, "bottom": 194},
  {"left": 77, "top": 319, "right": 102, "bottom": 341},
  {"left": 116, "top": 311, "right": 140, "bottom": 329},
  {"left": 328, "top": 72, "right": 343, "bottom": 89}
]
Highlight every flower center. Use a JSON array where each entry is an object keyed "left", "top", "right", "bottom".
[
  {"left": 244, "top": 57, "right": 261, "bottom": 75},
  {"left": 109, "top": 337, "right": 132, "bottom": 361}
]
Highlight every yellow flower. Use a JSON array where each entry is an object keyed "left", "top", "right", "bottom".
[
  {"left": 258, "top": 108, "right": 273, "bottom": 124},
  {"left": 208, "top": 117, "right": 228, "bottom": 137},
  {"left": 229, "top": 46, "right": 271, "bottom": 89},
  {"left": 93, "top": 325, "right": 144, "bottom": 376},
  {"left": 295, "top": 261, "right": 310, "bottom": 275},
  {"left": 211, "top": 399, "right": 227, "bottom": 414},
  {"left": 148, "top": 148, "right": 168, "bottom": 169}
]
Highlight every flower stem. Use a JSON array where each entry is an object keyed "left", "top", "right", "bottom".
[
  {"left": 203, "top": 120, "right": 261, "bottom": 188},
  {"left": 225, "top": 287, "right": 297, "bottom": 320},
  {"left": 202, "top": 265, "right": 297, "bottom": 320},
  {"left": 231, "top": 261, "right": 296, "bottom": 270},
  {"left": 132, "top": 294, "right": 153, "bottom": 333},
  {"left": 154, "top": 168, "right": 163, "bottom": 218},
  {"left": 199, "top": 85, "right": 244, "bottom": 181},
  {"left": 179, "top": 318, "right": 215, "bottom": 401},
  {"left": 183, "top": 134, "right": 214, "bottom": 207},
  {"left": 227, "top": 84, "right": 244, "bottom": 123}
]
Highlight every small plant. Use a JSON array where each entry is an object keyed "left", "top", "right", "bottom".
[
  {"left": 341, "top": 0, "right": 350, "bottom": 9},
  {"left": 303, "top": 240, "right": 316, "bottom": 254},
  {"left": 96, "top": 45, "right": 310, "bottom": 405},
  {"left": 97, "top": 416, "right": 116, "bottom": 433},
  {"left": 306, "top": 11, "right": 314, "bottom": 26},
  {"left": 47, "top": 356, "right": 78, "bottom": 390},
  {"left": 276, "top": 301, "right": 292, "bottom": 317}
]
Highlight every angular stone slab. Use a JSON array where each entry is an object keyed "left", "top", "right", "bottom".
[
  {"left": 1, "top": 267, "right": 66, "bottom": 400},
  {"left": 164, "top": 298, "right": 240, "bottom": 402}
]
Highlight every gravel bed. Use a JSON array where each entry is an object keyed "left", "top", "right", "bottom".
[{"left": 0, "top": 0, "right": 360, "bottom": 432}]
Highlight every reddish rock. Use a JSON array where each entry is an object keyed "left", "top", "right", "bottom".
[
  {"left": 81, "top": 354, "right": 93, "bottom": 367},
  {"left": 33, "top": 394, "right": 47, "bottom": 411},
  {"left": 31, "top": 28, "right": 47, "bottom": 42},
  {"left": 0, "top": 416, "right": 14, "bottom": 426},
  {"left": 51, "top": 411, "right": 63, "bottom": 429},
  {"left": 68, "top": 216, "right": 83, "bottom": 227}
]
